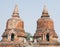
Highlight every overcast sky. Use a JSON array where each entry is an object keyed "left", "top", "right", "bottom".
[{"left": 0, "top": 0, "right": 60, "bottom": 41}]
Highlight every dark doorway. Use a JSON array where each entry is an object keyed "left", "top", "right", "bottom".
[
  {"left": 11, "top": 33, "right": 14, "bottom": 41},
  {"left": 46, "top": 33, "right": 49, "bottom": 41}
]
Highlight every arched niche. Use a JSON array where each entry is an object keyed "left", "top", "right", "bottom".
[
  {"left": 46, "top": 33, "right": 49, "bottom": 41},
  {"left": 11, "top": 33, "right": 15, "bottom": 41}
]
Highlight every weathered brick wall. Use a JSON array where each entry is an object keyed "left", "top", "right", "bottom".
[
  {"left": 34, "top": 44, "right": 60, "bottom": 47},
  {"left": 0, "top": 42, "right": 23, "bottom": 47},
  {"left": 40, "top": 45, "right": 60, "bottom": 47},
  {"left": 0, "top": 42, "right": 60, "bottom": 47}
]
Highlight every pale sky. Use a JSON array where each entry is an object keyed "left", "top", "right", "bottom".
[{"left": 0, "top": 0, "right": 60, "bottom": 41}]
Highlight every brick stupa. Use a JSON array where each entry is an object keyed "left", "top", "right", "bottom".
[{"left": 34, "top": 6, "right": 58, "bottom": 44}]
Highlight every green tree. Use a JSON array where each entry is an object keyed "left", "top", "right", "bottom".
[{"left": 26, "top": 32, "right": 32, "bottom": 40}]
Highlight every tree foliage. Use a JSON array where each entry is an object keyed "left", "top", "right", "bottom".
[{"left": 26, "top": 32, "right": 32, "bottom": 40}]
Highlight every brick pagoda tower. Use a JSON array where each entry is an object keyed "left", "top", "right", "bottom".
[
  {"left": 34, "top": 6, "right": 58, "bottom": 44},
  {"left": 2, "top": 4, "right": 26, "bottom": 42}
]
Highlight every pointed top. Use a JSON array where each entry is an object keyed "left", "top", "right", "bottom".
[
  {"left": 14, "top": 4, "right": 19, "bottom": 13},
  {"left": 41, "top": 5, "right": 49, "bottom": 17},
  {"left": 43, "top": 5, "right": 48, "bottom": 14},
  {"left": 12, "top": 4, "right": 20, "bottom": 17}
]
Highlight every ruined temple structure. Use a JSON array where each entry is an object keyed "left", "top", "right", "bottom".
[
  {"left": 34, "top": 6, "right": 58, "bottom": 44},
  {"left": 2, "top": 4, "right": 26, "bottom": 42},
  {"left": 0, "top": 5, "right": 60, "bottom": 47},
  {"left": 0, "top": 4, "right": 27, "bottom": 47}
]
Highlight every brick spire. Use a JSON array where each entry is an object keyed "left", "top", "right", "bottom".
[
  {"left": 41, "top": 5, "right": 49, "bottom": 17},
  {"left": 12, "top": 4, "right": 20, "bottom": 17}
]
